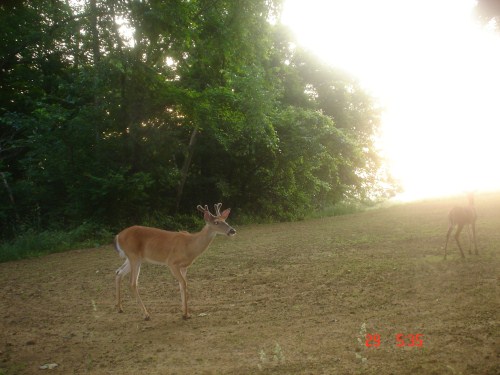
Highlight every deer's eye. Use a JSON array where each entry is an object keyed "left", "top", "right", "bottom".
[{"left": 214, "top": 221, "right": 219, "bottom": 225}]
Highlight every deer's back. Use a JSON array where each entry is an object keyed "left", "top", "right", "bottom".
[{"left": 117, "top": 225, "right": 192, "bottom": 264}]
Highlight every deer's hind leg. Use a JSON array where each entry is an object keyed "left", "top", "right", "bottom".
[
  {"left": 454, "top": 224, "right": 466, "bottom": 258},
  {"left": 129, "top": 261, "right": 150, "bottom": 320},
  {"left": 115, "top": 258, "right": 131, "bottom": 313}
]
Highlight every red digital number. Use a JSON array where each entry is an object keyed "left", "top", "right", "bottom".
[
  {"left": 396, "top": 334, "right": 424, "bottom": 347},
  {"left": 365, "top": 333, "right": 381, "bottom": 348},
  {"left": 395, "top": 333, "right": 405, "bottom": 347},
  {"left": 415, "top": 334, "right": 424, "bottom": 347}
]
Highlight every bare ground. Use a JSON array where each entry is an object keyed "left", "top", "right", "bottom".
[{"left": 1, "top": 193, "right": 499, "bottom": 374}]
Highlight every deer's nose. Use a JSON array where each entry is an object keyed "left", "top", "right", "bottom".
[{"left": 228, "top": 228, "right": 236, "bottom": 236}]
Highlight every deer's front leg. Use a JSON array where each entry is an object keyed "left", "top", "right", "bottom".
[
  {"left": 444, "top": 224, "right": 453, "bottom": 260},
  {"left": 171, "top": 266, "right": 190, "bottom": 319},
  {"left": 465, "top": 225, "right": 472, "bottom": 255}
]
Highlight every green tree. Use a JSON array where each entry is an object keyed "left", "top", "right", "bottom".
[{"left": 0, "top": 0, "right": 397, "bottom": 242}]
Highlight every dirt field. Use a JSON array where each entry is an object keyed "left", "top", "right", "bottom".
[{"left": 1, "top": 193, "right": 498, "bottom": 374}]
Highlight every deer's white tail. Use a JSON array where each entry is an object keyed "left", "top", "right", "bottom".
[{"left": 113, "top": 235, "right": 126, "bottom": 258}]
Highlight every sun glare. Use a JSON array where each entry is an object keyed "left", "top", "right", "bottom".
[{"left": 282, "top": 0, "right": 500, "bottom": 201}]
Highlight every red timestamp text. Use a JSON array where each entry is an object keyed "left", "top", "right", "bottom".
[{"left": 365, "top": 334, "right": 424, "bottom": 348}]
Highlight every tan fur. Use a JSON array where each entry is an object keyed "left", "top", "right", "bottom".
[{"left": 114, "top": 205, "right": 235, "bottom": 320}]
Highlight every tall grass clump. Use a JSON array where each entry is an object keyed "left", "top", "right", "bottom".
[{"left": 0, "top": 222, "right": 112, "bottom": 263}]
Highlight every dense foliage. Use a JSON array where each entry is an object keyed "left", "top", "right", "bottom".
[{"left": 0, "top": 0, "right": 397, "bottom": 240}]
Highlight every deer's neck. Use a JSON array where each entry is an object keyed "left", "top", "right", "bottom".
[{"left": 187, "top": 224, "right": 217, "bottom": 259}]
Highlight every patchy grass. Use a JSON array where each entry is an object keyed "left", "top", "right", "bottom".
[
  {"left": 0, "top": 223, "right": 112, "bottom": 263},
  {"left": 0, "top": 192, "right": 498, "bottom": 374}
]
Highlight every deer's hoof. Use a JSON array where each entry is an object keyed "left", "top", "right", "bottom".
[
  {"left": 182, "top": 314, "right": 191, "bottom": 320},
  {"left": 144, "top": 315, "right": 151, "bottom": 321}
]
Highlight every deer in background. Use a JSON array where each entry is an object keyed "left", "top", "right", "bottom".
[
  {"left": 444, "top": 193, "right": 478, "bottom": 260},
  {"left": 114, "top": 203, "right": 236, "bottom": 320}
]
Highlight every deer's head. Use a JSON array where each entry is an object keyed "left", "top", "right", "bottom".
[{"left": 197, "top": 203, "right": 236, "bottom": 236}]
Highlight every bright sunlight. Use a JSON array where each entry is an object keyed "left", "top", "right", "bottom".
[{"left": 282, "top": 0, "right": 500, "bottom": 201}]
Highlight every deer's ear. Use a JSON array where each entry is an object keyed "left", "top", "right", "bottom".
[
  {"left": 220, "top": 208, "right": 231, "bottom": 219},
  {"left": 203, "top": 211, "right": 212, "bottom": 222}
]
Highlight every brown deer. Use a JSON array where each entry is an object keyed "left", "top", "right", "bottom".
[
  {"left": 114, "top": 203, "right": 236, "bottom": 320},
  {"left": 444, "top": 193, "right": 478, "bottom": 259}
]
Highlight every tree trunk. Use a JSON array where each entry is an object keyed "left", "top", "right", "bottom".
[
  {"left": 90, "top": 0, "right": 101, "bottom": 146},
  {"left": 89, "top": 0, "right": 101, "bottom": 64},
  {"left": 175, "top": 127, "right": 199, "bottom": 212},
  {"left": 1, "top": 171, "right": 20, "bottom": 224}
]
